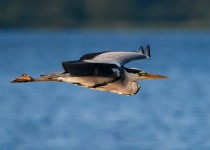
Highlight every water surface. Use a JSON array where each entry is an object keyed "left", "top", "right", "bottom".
[{"left": 1, "top": 30, "right": 210, "bottom": 150}]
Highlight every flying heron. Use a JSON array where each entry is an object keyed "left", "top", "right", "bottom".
[{"left": 11, "top": 45, "right": 167, "bottom": 96}]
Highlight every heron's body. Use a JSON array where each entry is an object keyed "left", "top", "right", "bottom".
[{"left": 11, "top": 45, "right": 167, "bottom": 96}]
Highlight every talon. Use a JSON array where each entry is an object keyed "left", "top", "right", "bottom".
[{"left": 10, "top": 74, "right": 33, "bottom": 83}]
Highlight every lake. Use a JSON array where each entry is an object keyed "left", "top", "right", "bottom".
[{"left": 1, "top": 29, "right": 210, "bottom": 150}]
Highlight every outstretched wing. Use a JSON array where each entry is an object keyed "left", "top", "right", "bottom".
[
  {"left": 62, "top": 61, "right": 120, "bottom": 77},
  {"left": 80, "top": 45, "right": 151, "bottom": 66}
]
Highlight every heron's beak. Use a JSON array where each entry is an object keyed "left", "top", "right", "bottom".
[{"left": 138, "top": 72, "right": 168, "bottom": 80}]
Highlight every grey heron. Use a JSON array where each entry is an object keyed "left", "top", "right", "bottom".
[{"left": 11, "top": 45, "right": 167, "bottom": 96}]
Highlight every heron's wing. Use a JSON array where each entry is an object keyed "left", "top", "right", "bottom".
[
  {"left": 80, "top": 45, "right": 151, "bottom": 66},
  {"left": 62, "top": 61, "right": 120, "bottom": 77}
]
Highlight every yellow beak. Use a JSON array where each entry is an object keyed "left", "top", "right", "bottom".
[{"left": 138, "top": 72, "right": 168, "bottom": 80}]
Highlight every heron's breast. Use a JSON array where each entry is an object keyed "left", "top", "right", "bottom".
[{"left": 92, "top": 81, "right": 140, "bottom": 96}]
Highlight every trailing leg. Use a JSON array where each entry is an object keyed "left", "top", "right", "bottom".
[{"left": 10, "top": 73, "right": 63, "bottom": 83}]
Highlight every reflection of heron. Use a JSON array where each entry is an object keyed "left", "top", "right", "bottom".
[{"left": 11, "top": 45, "right": 167, "bottom": 96}]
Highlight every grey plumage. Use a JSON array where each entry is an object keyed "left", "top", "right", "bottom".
[{"left": 81, "top": 50, "right": 150, "bottom": 66}]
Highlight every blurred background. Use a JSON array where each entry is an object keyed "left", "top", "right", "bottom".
[
  {"left": 1, "top": 0, "right": 210, "bottom": 29},
  {"left": 1, "top": 0, "right": 210, "bottom": 150}
]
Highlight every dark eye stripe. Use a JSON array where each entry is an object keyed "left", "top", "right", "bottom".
[{"left": 123, "top": 67, "right": 141, "bottom": 73}]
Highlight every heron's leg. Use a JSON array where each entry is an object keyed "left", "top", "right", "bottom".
[{"left": 10, "top": 73, "right": 60, "bottom": 83}]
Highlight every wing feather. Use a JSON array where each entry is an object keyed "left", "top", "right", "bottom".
[
  {"left": 80, "top": 51, "right": 108, "bottom": 61},
  {"left": 80, "top": 45, "right": 151, "bottom": 66},
  {"left": 62, "top": 61, "right": 120, "bottom": 77}
]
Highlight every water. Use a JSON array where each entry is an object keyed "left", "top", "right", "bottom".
[{"left": 1, "top": 29, "right": 210, "bottom": 150}]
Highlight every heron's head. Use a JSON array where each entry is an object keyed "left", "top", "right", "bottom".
[{"left": 125, "top": 67, "right": 168, "bottom": 81}]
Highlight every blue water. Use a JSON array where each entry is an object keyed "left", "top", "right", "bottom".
[{"left": 1, "top": 30, "right": 210, "bottom": 150}]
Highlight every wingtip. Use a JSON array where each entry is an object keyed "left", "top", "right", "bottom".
[
  {"left": 138, "top": 46, "right": 144, "bottom": 54},
  {"left": 145, "top": 44, "right": 151, "bottom": 58}
]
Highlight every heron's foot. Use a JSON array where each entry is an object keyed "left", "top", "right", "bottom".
[{"left": 10, "top": 74, "right": 33, "bottom": 83}]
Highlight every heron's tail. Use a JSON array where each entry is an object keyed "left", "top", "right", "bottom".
[{"left": 10, "top": 72, "right": 63, "bottom": 83}]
